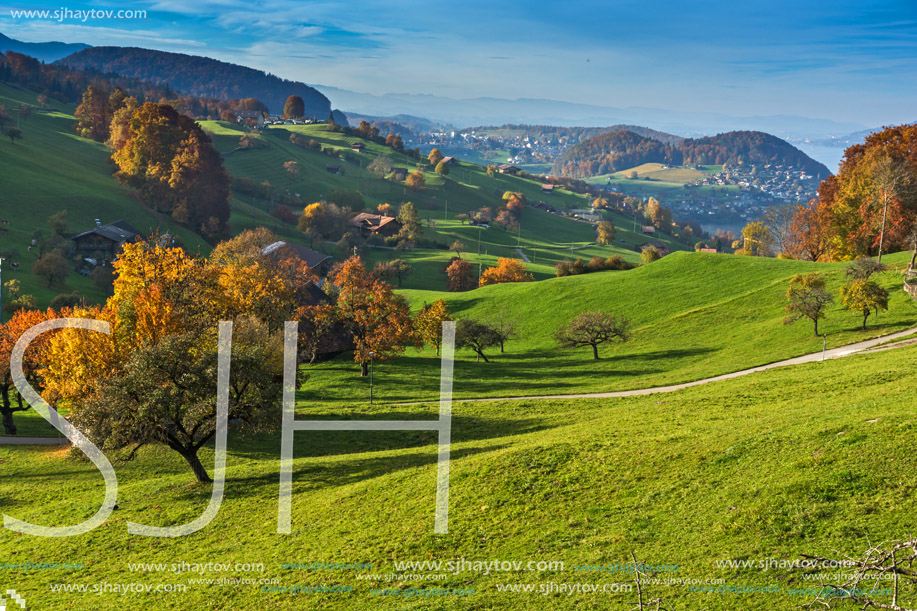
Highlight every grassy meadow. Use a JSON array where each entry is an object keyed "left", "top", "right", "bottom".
[{"left": 2, "top": 332, "right": 917, "bottom": 610}]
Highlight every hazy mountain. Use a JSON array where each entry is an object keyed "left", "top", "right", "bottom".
[
  {"left": 0, "top": 32, "right": 89, "bottom": 63},
  {"left": 58, "top": 46, "right": 333, "bottom": 117},
  {"left": 314, "top": 85, "right": 865, "bottom": 140}
]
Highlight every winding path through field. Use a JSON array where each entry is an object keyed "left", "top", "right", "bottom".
[
  {"left": 2, "top": 326, "right": 916, "bottom": 444},
  {"left": 413, "top": 325, "right": 917, "bottom": 405}
]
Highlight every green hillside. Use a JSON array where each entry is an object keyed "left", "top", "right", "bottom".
[
  {"left": 302, "top": 251, "right": 917, "bottom": 404},
  {"left": 199, "top": 120, "right": 693, "bottom": 289},
  {"left": 0, "top": 82, "right": 211, "bottom": 306},
  {"left": 4, "top": 329, "right": 917, "bottom": 610}
]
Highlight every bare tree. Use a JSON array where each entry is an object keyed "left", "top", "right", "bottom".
[
  {"left": 800, "top": 538, "right": 917, "bottom": 610},
  {"left": 871, "top": 153, "right": 917, "bottom": 263},
  {"left": 486, "top": 309, "right": 518, "bottom": 353},
  {"left": 762, "top": 203, "right": 799, "bottom": 255},
  {"left": 625, "top": 552, "right": 708, "bottom": 611}
]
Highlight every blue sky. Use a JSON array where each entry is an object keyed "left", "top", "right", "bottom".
[{"left": 1, "top": 0, "right": 915, "bottom": 127}]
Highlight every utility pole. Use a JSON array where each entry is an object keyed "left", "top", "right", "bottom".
[
  {"left": 369, "top": 351, "right": 375, "bottom": 404},
  {"left": 0, "top": 256, "right": 4, "bottom": 325}
]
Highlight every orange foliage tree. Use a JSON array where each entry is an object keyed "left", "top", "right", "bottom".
[
  {"left": 0, "top": 308, "right": 55, "bottom": 434},
  {"left": 479, "top": 258, "right": 534, "bottom": 287},
  {"left": 329, "top": 257, "right": 416, "bottom": 376}
]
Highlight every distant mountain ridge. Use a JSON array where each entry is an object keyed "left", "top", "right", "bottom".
[
  {"left": 554, "top": 129, "right": 831, "bottom": 179},
  {"left": 0, "top": 32, "right": 89, "bottom": 62},
  {"left": 58, "top": 46, "right": 333, "bottom": 117},
  {"left": 467, "top": 123, "right": 684, "bottom": 147},
  {"left": 315, "top": 84, "right": 865, "bottom": 139}
]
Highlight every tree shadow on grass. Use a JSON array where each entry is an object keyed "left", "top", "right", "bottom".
[
  {"left": 301, "top": 347, "right": 716, "bottom": 404},
  {"left": 226, "top": 443, "right": 506, "bottom": 497},
  {"left": 229, "top": 413, "right": 555, "bottom": 461}
]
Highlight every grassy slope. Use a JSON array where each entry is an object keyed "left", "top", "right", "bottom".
[
  {"left": 200, "top": 121, "right": 693, "bottom": 289},
  {"left": 3, "top": 338, "right": 917, "bottom": 610},
  {"left": 300, "top": 251, "right": 917, "bottom": 405},
  {"left": 0, "top": 83, "right": 211, "bottom": 306}
]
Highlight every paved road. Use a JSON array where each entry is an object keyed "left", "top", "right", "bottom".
[
  {"left": 0, "top": 435, "right": 68, "bottom": 445},
  {"left": 514, "top": 248, "right": 530, "bottom": 262},
  {"left": 400, "top": 326, "right": 917, "bottom": 405}
]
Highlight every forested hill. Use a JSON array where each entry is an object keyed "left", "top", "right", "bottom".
[
  {"left": 554, "top": 129, "right": 831, "bottom": 179},
  {"left": 58, "top": 46, "right": 332, "bottom": 117}
]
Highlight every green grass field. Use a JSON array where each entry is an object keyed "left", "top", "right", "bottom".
[
  {"left": 3, "top": 327, "right": 917, "bottom": 610},
  {"left": 296, "top": 251, "right": 917, "bottom": 405}
]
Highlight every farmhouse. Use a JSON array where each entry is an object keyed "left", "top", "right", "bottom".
[
  {"left": 348, "top": 212, "right": 403, "bottom": 238},
  {"left": 262, "top": 240, "right": 333, "bottom": 276},
  {"left": 498, "top": 164, "right": 520, "bottom": 175},
  {"left": 71, "top": 220, "right": 141, "bottom": 261},
  {"left": 440, "top": 156, "right": 455, "bottom": 165},
  {"left": 235, "top": 110, "right": 264, "bottom": 127},
  {"left": 351, "top": 142, "right": 366, "bottom": 153},
  {"left": 641, "top": 225, "right": 656, "bottom": 235},
  {"left": 390, "top": 168, "right": 408, "bottom": 181},
  {"left": 541, "top": 184, "right": 555, "bottom": 193}
]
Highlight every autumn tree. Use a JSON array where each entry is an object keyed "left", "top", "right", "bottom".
[
  {"left": 74, "top": 85, "right": 111, "bottom": 141},
  {"left": 450, "top": 241, "right": 466, "bottom": 256},
  {"left": 111, "top": 103, "right": 230, "bottom": 239},
  {"left": 283, "top": 160, "right": 301, "bottom": 180},
  {"left": 446, "top": 259, "right": 475, "bottom": 291},
  {"left": 783, "top": 273, "right": 833, "bottom": 335},
  {"left": 785, "top": 198, "right": 832, "bottom": 261},
  {"left": 641, "top": 246, "right": 661, "bottom": 264},
  {"left": 414, "top": 299, "right": 453, "bottom": 355},
  {"left": 47, "top": 209, "right": 68, "bottom": 236},
  {"left": 377, "top": 203, "right": 394, "bottom": 216},
  {"left": 736, "top": 221, "right": 774, "bottom": 256},
  {"left": 645, "top": 197, "right": 672, "bottom": 230},
  {"left": 597, "top": 221, "right": 616, "bottom": 244},
  {"left": 330, "top": 257, "right": 416, "bottom": 376},
  {"left": 479, "top": 258, "right": 533, "bottom": 286},
  {"left": 0, "top": 308, "right": 53, "bottom": 434},
  {"left": 43, "top": 239, "right": 288, "bottom": 482},
  {"left": 406, "top": 170, "right": 426, "bottom": 191},
  {"left": 373, "top": 259, "right": 413, "bottom": 287},
  {"left": 283, "top": 95, "right": 305, "bottom": 118},
  {"left": 297, "top": 202, "right": 345, "bottom": 245},
  {"left": 841, "top": 278, "right": 889, "bottom": 330},
  {"left": 397, "top": 202, "right": 423, "bottom": 243},
  {"left": 385, "top": 133, "right": 404, "bottom": 151},
  {"left": 32, "top": 251, "right": 68, "bottom": 287},
  {"left": 368, "top": 155, "right": 394, "bottom": 177},
  {"left": 555, "top": 311, "right": 630, "bottom": 360},
  {"left": 428, "top": 148, "right": 444, "bottom": 167},
  {"left": 455, "top": 318, "right": 500, "bottom": 362},
  {"left": 435, "top": 160, "right": 450, "bottom": 176}
]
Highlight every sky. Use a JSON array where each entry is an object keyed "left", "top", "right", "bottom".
[{"left": 1, "top": 0, "right": 915, "bottom": 128}]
